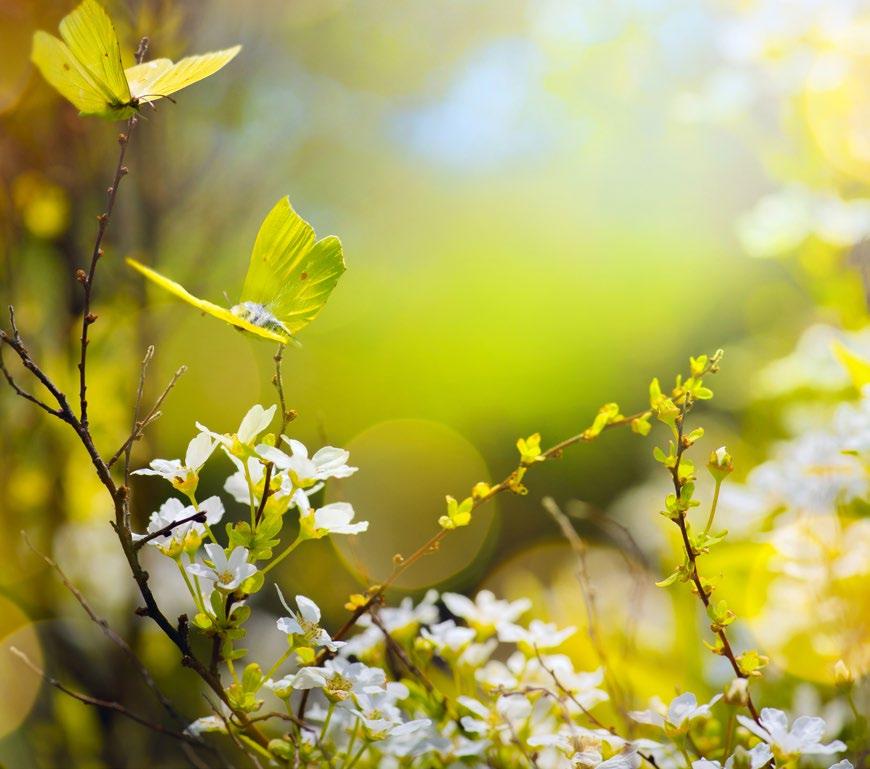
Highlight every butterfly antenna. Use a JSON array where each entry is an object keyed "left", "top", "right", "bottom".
[{"left": 222, "top": 290, "right": 232, "bottom": 304}]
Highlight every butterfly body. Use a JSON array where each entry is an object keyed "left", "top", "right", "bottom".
[
  {"left": 230, "top": 302, "right": 290, "bottom": 336},
  {"left": 128, "top": 197, "right": 345, "bottom": 345},
  {"left": 31, "top": 0, "right": 240, "bottom": 121}
]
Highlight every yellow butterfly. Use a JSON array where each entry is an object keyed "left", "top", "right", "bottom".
[
  {"left": 31, "top": 0, "right": 240, "bottom": 120},
  {"left": 127, "top": 197, "right": 346, "bottom": 345}
]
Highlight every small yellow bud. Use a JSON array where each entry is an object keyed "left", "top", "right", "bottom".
[{"left": 833, "top": 660, "right": 853, "bottom": 688}]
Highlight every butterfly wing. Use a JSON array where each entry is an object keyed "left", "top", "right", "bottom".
[
  {"left": 31, "top": 31, "right": 116, "bottom": 116},
  {"left": 57, "top": 0, "right": 131, "bottom": 106},
  {"left": 240, "top": 197, "right": 346, "bottom": 335},
  {"left": 127, "top": 258, "right": 288, "bottom": 344},
  {"left": 124, "top": 58, "right": 173, "bottom": 97},
  {"left": 127, "top": 46, "right": 241, "bottom": 102}
]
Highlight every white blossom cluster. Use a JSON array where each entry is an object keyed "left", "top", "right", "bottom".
[{"left": 129, "top": 403, "right": 861, "bottom": 768}]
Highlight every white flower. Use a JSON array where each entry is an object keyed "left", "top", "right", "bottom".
[
  {"left": 275, "top": 585, "right": 343, "bottom": 651},
  {"left": 256, "top": 438, "right": 357, "bottom": 488},
  {"left": 280, "top": 658, "right": 387, "bottom": 705},
  {"left": 498, "top": 618, "right": 576, "bottom": 651},
  {"left": 342, "top": 590, "right": 439, "bottom": 657},
  {"left": 184, "top": 714, "right": 227, "bottom": 737},
  {"left": 186, "top": 544, "right": 257, "bottom": 593},
  {"left": 300, "top": 501, "right": 369, "bottom": 539},
  {"left": 629, "top": 692, "right": 722, "bottom": 733},
  {"left": 132, "top": 432, "right": 216, "bottom": 494},
  {"left": 597, "top": 752, "right": 641, "bottom": 769},
  {"left": 442, "top": 590, "right": 531, "bottom": 637},
  {"left": 693, "top": 743, "right": 772, "bottom": 769},
  {"left": 736, "top": 708, "right": 846, "bottom": 759},
  {"left": 197, "top": 404, "right": 276, "bottom": 453},
  {"left": 132, "top": 496, "right": 224, "bottom": 556},
  {"left": 421, "top": 620, "right": 476, "bottom": 655},
  {"left": 352, "top": 682, "right": 430, "bottom": 741},
  {"left": 457, "top": 694, "right": 532, "bottom": 739}
]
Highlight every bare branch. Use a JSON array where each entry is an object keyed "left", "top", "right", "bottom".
[
  {"left": 108, "top": 361, "right": 187, "bottom": 471},
  {"left": 10, "top": 647, "right": 204, "bottom": 748},
  {"left": 21, "top": 531, "right": 185, "bottom": 725}
]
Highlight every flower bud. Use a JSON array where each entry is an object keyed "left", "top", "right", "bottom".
[
  {"left": 833, "top": 659, "right": 854, "bottom": 689},
  {"left": 723, "top": 676, "right": 749, "bottom": 706},
  {"left": 707, "top": 445, "right": 733, "bottom": 481}
]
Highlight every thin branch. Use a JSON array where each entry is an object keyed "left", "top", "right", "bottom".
[
  {"left": 369, "top": 609, "right": 438, "bottom": 696},
  {"left": 254, "top": 462, "right": 273, "bottom": 527},
  {"left": 0, "top": 344, "right": 60, "bottom": 417},
  {"left": 21, "top": 531, "right": 185, "bottom": 727},
  {"left": 124, "top": 345, "right": 153, "bottom": 481},
  {"left": 542, "top": 497, "right": 628, "bottom": 717},
  {"left": 133, "top": 510, "right": 207, "bottom": 550},
  {"left": 78, "top": 37, "right": 150, "bottom": 430},
  {"left": 272, "top": 344, "right": 293, "bottom": 434},
  {"left": 107, "top": 361, "right": 187, "bottom": 470},
  {"left": 10, "top": 647, "right": 204, "bottom": 748}
]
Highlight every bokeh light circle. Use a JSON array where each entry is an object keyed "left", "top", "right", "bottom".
[
  {"left": 0, "top": 595, "right": 44, "bottom": 740},
  {"left": 805, "top": 53, "right": 870, "bottom": 183},
  {"left": 482, "top": 540, "right": 691, "bottom": 700},
  {"left": 742, "top": 514, "right": 869, "bottom": 685},
  {"left": 330, "top": 419, "right": 495, "bottom": 589}
]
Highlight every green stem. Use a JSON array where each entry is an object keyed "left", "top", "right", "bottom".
[
  {"left": 319, "top": 701, "right": 335, "bottom": 743},
  {"left": 262, "top": 534, "right": 303, "bottom": 575},
  {"left": 343, "top": 742, "right": 368, "bottom": 769},
  {"left": 722, "top": 709, "right": 736, "bottom": 758},
  {"left": 679, "top": 740, "right": 693, "bottom": 769},
  {"left": 175, "top": 557, "right": 204, "bottom": 614},
  {"left": 344, "top": 718, "right": 360, "bottom": 762},
  {"left": 703, "top": 479, "right": 722, "bottom": 536},
  {"left": 242, "top": 461, "right": 257, "bottom": 528},
  {"left": 185, "top": 492, "right": 217, "bottom": 544},
  {"left": 264, "top": 647, "right": 293, "bottom": 681}
]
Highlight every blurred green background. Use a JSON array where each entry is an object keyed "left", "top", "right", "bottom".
[{"left": 0, "top": 0, "right": 867, "bottom": 766}]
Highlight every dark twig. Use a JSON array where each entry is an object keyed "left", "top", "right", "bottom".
[
  {"left": 10, "top": 647, "right": 205, "bottom": 748},
  {"left": 254, "top": 462, "right": 273, "bottom": 527},
  {"left": 133, "top": 510, "right": 207, "bottom": 550}
]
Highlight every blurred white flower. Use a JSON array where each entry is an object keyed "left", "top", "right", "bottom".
[
  {"left": 442, "top": 590, "right": 531, "bottom": 637},
  {"left": 630, "top": 692, "right": 722, "bottom": 733},
  {"left": 736, "top": 708, "right": 846, "bottom": 758},
  {"left": 693, "top": 743, "right": 772, "bottom": 769},
  {"left": 498, "top": 618, "right": 576, "bottom": 651}
]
